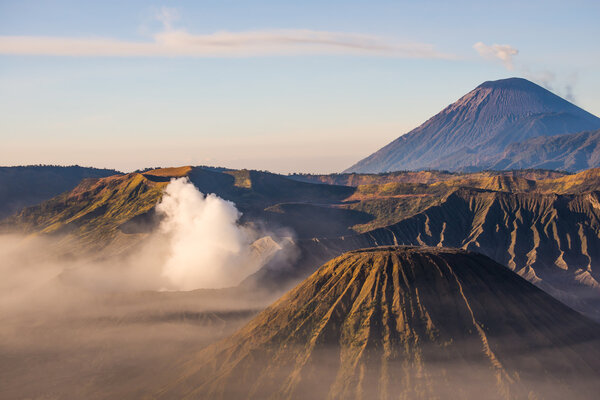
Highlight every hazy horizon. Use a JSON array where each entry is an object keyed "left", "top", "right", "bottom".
[{"left": 2, "top": 0, "right": 600, "bottom": 173}]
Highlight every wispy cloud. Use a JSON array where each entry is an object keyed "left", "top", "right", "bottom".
[
  {"left": 0, "top": 7, "right": 454, "bottom": 59},
  {"left": 0, "top": 29, "right": 454, "bottom": 59},
  {"left": 154, "top": 6, "right": 180, "bottom": 31},
  {"left": 473, "top": 42, "right": 519, "bottom": 70},
  {"left": 473, "top": 41, "right": 579, "bottom": 102}
]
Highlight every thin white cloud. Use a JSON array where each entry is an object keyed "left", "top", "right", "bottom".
[
  {"left": 0, "top": 29, "right": 454, "bottom": 59},
  {"left": 155, "top": 7, "right": 180, "bottom": 31},
  {"left": 473, "top": 42, "right": 519, "bottom": 70},
  {"left": 473, "top": 41, "right": 578, "bottom": 101}
]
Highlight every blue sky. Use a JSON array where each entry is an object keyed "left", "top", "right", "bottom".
[{"left": 1, "top": 0, "right": 599, "bottom": 173}]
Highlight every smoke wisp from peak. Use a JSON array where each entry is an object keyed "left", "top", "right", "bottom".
[
  {"left": 522, "top": 67, "right": 579, "bottom": 103},
  {"left": 473, "top": 41, "right": 519, "bottom": 70},
  {"left": 156, "top": 177, "right": 263, "bottom": 290},
  {"left": 473, "top": 41, "right": 579, "bottom": 102}
]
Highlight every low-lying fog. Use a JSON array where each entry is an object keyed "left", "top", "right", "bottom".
[
  {"left": 3, "top": 178, "right": 598, "bottom": 399},
  {"left": 0, "top": 178, "right": 291, "bottom": 399}
]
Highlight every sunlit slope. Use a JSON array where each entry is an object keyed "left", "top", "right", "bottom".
[
  {"left": 6, "top": 165, "right": 600, "bottom": 247},
  {"left": 336, "top": 168, "right": 600, "bottom": 232},
  {"left": 537, "top": 167, "right": 600, "bottom": 193},
  {"left": 1, "top": 172, "right": 167, "bottom": 251},
  {"left": 291, "top": 169, "right": 568, "bottom": 187},
  {"left": 7, "top": 164, "right": 600, "bottom": 316},
  {"left": 144, "top": 166, "right": 354, "bottom": 208},
  {"left": 0, "top": 166, "right": 357, "bottom": 249},
  {"left": 340, "top": 168, "right": 600, "bottom": 197},
  {"left": 161, "top": 247, "right": 600, "bottom": 400}
]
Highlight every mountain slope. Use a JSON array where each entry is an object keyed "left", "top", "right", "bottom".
[
  {"left": 251, "top": 188, "right": 600, "bottom": 320},
  {"left": 291, "top": 169, "right": 568, "bottom": 186},
  {"left": 0, "top": 172, "right": 168, "bottom": 254},
  {"left": 0, "top": 165, "right": 120, "bottom": 219},
  {"left": 491, "top": 129, "right": 600, "bottom": 171},
  {"left": 346, "top": 77, "right": 600, "bottom": 173},
  {"left": 0, "top": 166, "right": 356, "bottom": 252},
  {"left": 161, "top": 247, "right": 600, "bottom": 400}
]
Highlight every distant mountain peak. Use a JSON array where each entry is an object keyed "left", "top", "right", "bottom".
[
  {"left": 477, "top": 76, "right": 540, "bottom": 90},
  {"left": 345, "top": 77, "right": 600, "bottom": 173}
]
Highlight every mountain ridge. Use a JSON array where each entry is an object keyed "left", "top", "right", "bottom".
[
  {"left": 0, "top": 165, "right": 120, "bottom": 219},
  {"left": 490, "top": 128, "right": 600, "bottom": 171},
  {"left": 250, "top": 187, "right": 600, "bottom": 320},
  {"left": 7, "top": 165, "right": 600, "bottom": 319}
]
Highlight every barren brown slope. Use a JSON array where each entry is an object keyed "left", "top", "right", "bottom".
[
  {"left": 338, "top": 168, "right": 600, "bottom": 200},
  {"left": 159, "top": 247, "right": 600, "bottom": 400},
  {"left": 331, "top": 168, "right": 600, "bottom": 233},
  {"left": 536, "top": 167, "right": 600, "bottom": 193},
  {"left": 0, "top": 172, "right": 167, "bottom": 254},
  {"left": 251, "top": 188, "right": 600, "bottom": 320},
  {"left": 291, "top": 169, "right": 568, "bottom": 187},
  {"left": 0, "top": 166, "right": 358, "bottom": 250}
]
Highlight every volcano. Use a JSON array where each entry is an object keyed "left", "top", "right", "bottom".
[
  {"left": 158, "top": 246, "right": 600, "bottom": 400},
  {"left": 346, "top": 77, "right": 600, "bottom": 173}
]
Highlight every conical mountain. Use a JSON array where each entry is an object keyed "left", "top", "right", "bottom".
[
  {"left": 158, "top": 247, "right": 600, "bottom": 400},
  {"left": 346, "top": 77, "right": 600, "bottom": 173}
]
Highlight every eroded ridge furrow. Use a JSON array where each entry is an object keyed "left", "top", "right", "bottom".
[{"left": 167, "top": 247, "right": 600, "bottom": 400}]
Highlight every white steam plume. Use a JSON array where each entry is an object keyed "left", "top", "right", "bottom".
[{"left": 156, "top": 178, "right": 261, "bottom": 290}]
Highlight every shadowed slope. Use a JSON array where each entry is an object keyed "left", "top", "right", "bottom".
[
  {"left": 251, "top": 188, "right": 600, "bottom": 320},
  {"left": 159, "top": 247, "right": 600, "bottom": 400},
  {"left": 491, "top": 129, "right": 600, "bottom": 171},
  {"left": 0, "top": 166, "right": 356, "bottom": 252},
  {"left": 0, "top": 165, "right": 120, "bottom": 219}
]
